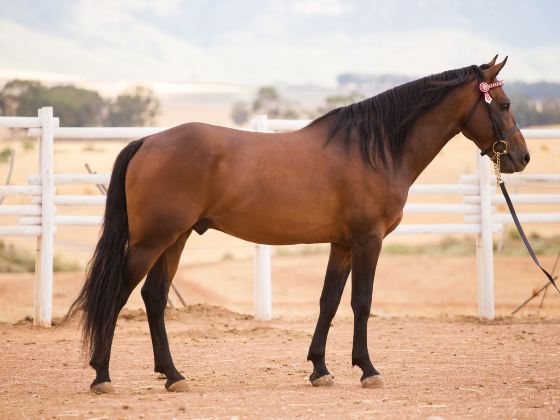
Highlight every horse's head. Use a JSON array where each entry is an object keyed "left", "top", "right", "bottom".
[{"left": 461, "top": 56, "right": 530, "bottom": 173}]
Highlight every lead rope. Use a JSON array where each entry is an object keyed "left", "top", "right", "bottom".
[{"left": 491, "top": 153, "right": 560, "bottom": 293}]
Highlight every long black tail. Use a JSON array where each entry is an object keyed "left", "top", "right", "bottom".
[{"left": 66, "top": 139, "right": 144, "bottom": 357}]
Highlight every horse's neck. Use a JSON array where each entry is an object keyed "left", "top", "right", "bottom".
[{"left": 399, "top": 93, "right": 466, "bottom": 185}]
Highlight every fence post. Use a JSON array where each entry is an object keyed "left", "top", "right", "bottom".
[
  {"left": 34, "top": 107, "right": 55, "bottom": 327},
  {"left": 475, "top": 152, "right": 495, "bottom": 319},
  {"left": 252, "top": 115, "right": 272, "bottom": 321}
]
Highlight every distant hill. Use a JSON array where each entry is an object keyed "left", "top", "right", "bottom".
[
  {"left": 337, "top": 73, "right": 560, "bottom": 100},
  {"left": 508, "top": 81, "right": 560, "bottom": 99},
  {"left": 334, "top": 73, "right": 560, "bottom": 127}
]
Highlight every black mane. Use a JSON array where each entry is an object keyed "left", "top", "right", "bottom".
[{"left": 310, "top": 64, "right": 486, "bottom": 166}]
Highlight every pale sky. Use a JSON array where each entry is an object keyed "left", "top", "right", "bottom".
[{"left": 0, "top": 0, "right": 558, "bottom": 86}]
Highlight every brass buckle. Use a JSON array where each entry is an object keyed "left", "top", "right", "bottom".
[{"left": 492, "top": 140, "right": 508, "bottom": 155}]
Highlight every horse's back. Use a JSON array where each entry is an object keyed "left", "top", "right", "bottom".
[{"left": 123, "top": 122, "right": 339, "bottom": 243}]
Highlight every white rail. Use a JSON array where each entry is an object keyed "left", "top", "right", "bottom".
[
  {"left": 0, "top": 205, "right": 42, "bottom": 216},
  {"left": 0, "top": 109, "right": 559, "bottom": 325},
  {"left": 28, "top": 126, "right": 167, "bottom": 139},
  {"left": 28, "top": 174, "right": 110, "bottom": 185},
  {"left": 465, "top": 194, "right": 560, "bottom": 204},
  {"left": 0, "top": 185, "right": 42, "bottom": 195},
  {"left": 0, "top": 116, "right": 59, "bottom": 128},
  {"left": 461, "top": 174, "right": 560, "bottom": 184}
]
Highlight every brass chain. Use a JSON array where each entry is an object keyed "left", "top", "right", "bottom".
[{"left": 492, "top": 151, "right": 504, "bottom": 185}]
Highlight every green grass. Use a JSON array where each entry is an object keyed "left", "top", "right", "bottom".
[
  {"left": 275, "top": 244, "right": 330, "bottom": 257},
  {"left": 384, "top": 231, "right": 560, "bottom": 257},
  {"left": 382, "top": 236, "right": 477, "bottom": 256},
  {"left": 0, "top": 147, "right": 14, "bottom": 163},
  {"left": 22, "top": 139, "right": 35, "bottom": 152},
  {"left": 274, "top": 231, "right": 560, "bottom": 258},
  {"left": 499, "top": 231, "right": 560, "bottom": 256},
  {"left": 0, "top": 241, "right": 80, "bottom": 273}
]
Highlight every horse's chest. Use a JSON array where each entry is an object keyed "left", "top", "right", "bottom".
[{"left": 355, "top": 188, "right": 406, "bottom": 234}]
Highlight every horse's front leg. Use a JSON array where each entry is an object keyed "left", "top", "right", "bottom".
[
  {"left": 307, "top": 243, "right": 351, "bottom": 386},
  {"left": 350, "top": 233, "right": 383, "bottom": 388}
]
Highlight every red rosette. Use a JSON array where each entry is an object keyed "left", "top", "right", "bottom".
[{"left": 479, "top": 82, "right": 490, "bottom": 93}]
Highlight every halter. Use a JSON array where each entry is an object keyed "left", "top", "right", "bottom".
[
  {"left": 462, "top": 73, "right": 560, "bottom": 295},
  {"left": 462, "top": 77, "right": 520, "bottom": 160},
  {"left": 480, "top": 80, "right": 504, "bottom": 104}
]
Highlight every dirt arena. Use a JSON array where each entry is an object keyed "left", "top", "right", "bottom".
[{"left": 2, "top": 254, "right": 560, "bottom": 419}]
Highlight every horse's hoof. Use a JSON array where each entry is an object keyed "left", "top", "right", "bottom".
[
  {"left": 311, "top": 374, "right": 334, "bottom": 387},
  {"left": 90, "top": 382, "right": 115, "bottom": 394},
  {"left": 166, "top": 379, "right": 190, "bottom": 392},
  {"left": 361, "top": 375, "right": 383, "bottom": 389}
]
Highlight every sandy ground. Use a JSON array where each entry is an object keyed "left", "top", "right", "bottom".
[
  {"left": 2, "top": 254, "right": 560, "bottom": 418},
  {"left": 2, "top": 308, "right": 560, "bottom": 419}
]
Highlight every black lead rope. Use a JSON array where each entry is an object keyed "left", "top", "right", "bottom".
[
  {"left": 498, "top": 180, "right": 560, "bottom": 293},
  {"left": 467, "top": 75, "right": 558, "bottom": 294}
]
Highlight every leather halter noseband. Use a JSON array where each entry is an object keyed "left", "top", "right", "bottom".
[
  {"left": 463, "top": 75, "right": 560, "bottom": 296},
  {"left": 462, "top": 78, "right": 520, "bottom": 157}
]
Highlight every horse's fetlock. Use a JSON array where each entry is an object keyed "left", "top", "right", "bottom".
[
  {"left": 307, "top": 350, "right": 324, "bottom": 363},
  {"left": 89, "top": 358, "right": 107, "bottom": 371},
  {"left": 351, "top": 354, "right": 370, "bottom": 368},
  {"left": 351, "top": 301, "right": 371, "bottom": 318},
  {"left": 155, "top": 366, "right": 169, "bottom": 375}
]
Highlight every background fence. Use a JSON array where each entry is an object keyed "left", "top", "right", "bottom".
[{"left": 0, "top": 107, "right": 559, "bottom": 325}]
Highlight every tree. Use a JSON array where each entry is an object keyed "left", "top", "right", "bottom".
[
  {"left": 0, "top": 80, "right": 161, "bottom": 127},
  {"left": 104, "top": 86, "right": 160, "bottom": 126},
  {"left": 48, "top": 85, "right": 105, "bottom": 126},
  {"left": 252, "top": 86, "right": 282, "bottom": 117},
  {"left": 314, "top": 92, "right": 364, "bottom": 117},
  {"left": 0, "top": 80, "right": 105, "bottom": 126},
  {"left": 230, "top": 86, "right": 304, "bottom": 125},
  {"left": 0, "top": 80, "right": 49, "bottom": 116},
  {"left": 509, "top": 93, "right": 560, "bottom": 127},
  {"left": 231, "top": 101, "right": 249, "bottom": 125}
]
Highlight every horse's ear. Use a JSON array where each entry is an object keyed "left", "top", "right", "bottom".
[
  {"left": 484, "top": 56, "right": 508, "bottom": 80},
  {"left": 486, "top": 54, "right": 498, "bottom": 67}
]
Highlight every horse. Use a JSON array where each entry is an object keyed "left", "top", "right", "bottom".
[{"left": 67, "top": 56, "right": 530, "bottom": 393}]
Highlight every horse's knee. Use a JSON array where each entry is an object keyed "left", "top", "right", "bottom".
[
  {"left": 141, "top": 281, "right": 167, "bottom": 314},
  {"left": 351, "top": 296, "right": 371, "bottom": 319},
  {"left": 319, "top": 298, "right": 339, "bottom": 320}
]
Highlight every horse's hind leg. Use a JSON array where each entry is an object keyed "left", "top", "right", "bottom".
[
  {"left": 89, "top": 241, "right": 169, "bottom": 393},
  {"left": 307, "top": 243, "right": 351, "bottom": 386},
  {"left": 141, "top": 230, "right": 191, "bottom": 392}
]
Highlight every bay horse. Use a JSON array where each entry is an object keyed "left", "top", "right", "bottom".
[{"left": 68, "top": 56, "right": 530, "bottom": 393}]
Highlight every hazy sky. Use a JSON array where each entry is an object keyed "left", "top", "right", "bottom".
[{"left": 0, "top": 0, "right": 558, "bottom": 86}]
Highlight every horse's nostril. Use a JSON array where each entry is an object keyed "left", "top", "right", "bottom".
[{"left": 524, "top": 153, "right": 531, "bottom": 165}]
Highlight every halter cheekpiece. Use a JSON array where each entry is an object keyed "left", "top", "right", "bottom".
[
  {"left": 479, "top": 80, "right": 504, "bottom": 104},
  {"left": 464, "top": 77, "right": 520, "bottom": 157},
  {"left": 477, "top": 77, "right": 560, "bottom": 294}
]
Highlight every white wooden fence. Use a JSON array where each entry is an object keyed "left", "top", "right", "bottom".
[{"left": 0, "top": 107, "right": 559, "bottom": 326}]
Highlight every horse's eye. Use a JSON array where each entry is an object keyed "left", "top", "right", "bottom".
[{"left": 501, "top": 103, "right": 510, "bottom": 111}]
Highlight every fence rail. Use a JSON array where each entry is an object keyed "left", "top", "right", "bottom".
[{"left": 0, "top": 108, "right": 559, "bottom": 325}]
